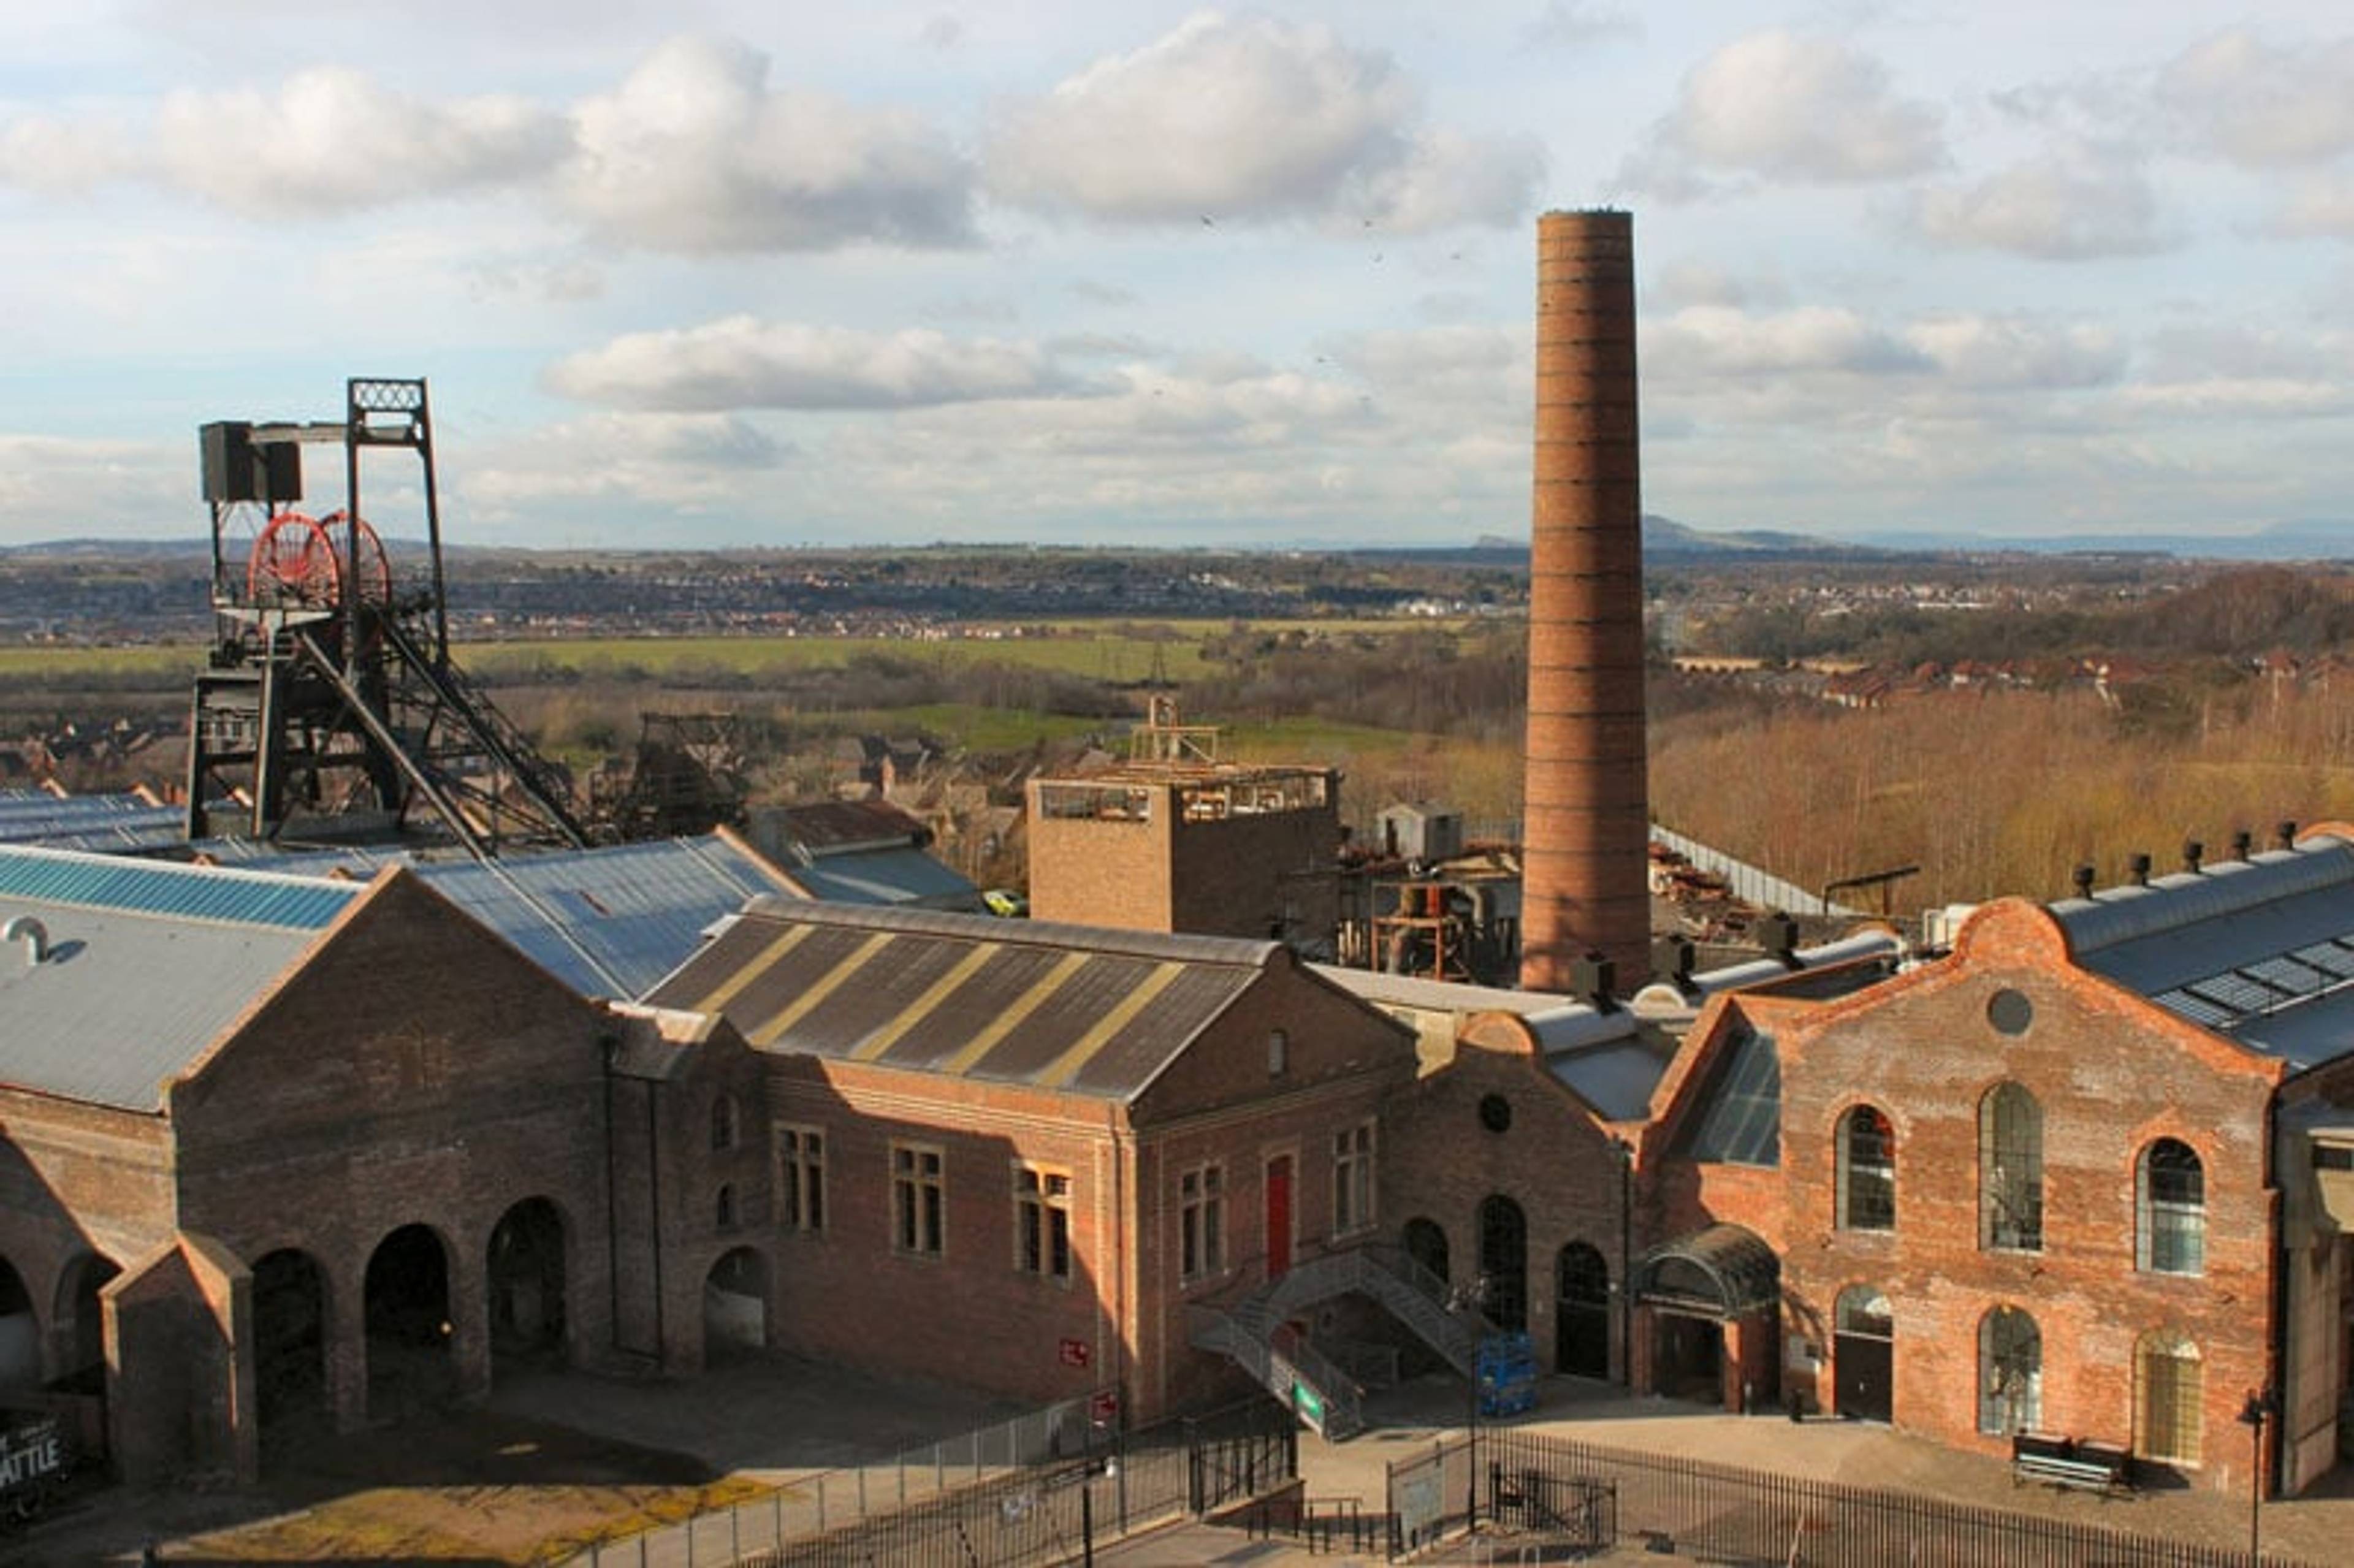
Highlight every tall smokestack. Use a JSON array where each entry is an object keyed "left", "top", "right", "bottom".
[{"left": 1521, "top": 209, "right": 1651, "bottom": 991}]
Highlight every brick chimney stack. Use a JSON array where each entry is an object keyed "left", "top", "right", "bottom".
[{"left": 1520, "top": 209, "right": 1651, "bottom": 991}]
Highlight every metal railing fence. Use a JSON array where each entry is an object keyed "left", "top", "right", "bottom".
[
  {"left": 1388, "top": 1428, "right": 2325, "bottom": 1567},
  {"left": 569, "top": 1397, "right": 1292, "bottom": 1568}
]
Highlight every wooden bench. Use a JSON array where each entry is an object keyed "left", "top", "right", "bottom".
[{"left": 2011, "top": 1432, "right": 2134, "bottom": 1496}]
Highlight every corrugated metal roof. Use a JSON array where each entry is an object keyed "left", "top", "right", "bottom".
[
  {"left": 644, "top": 902, "right": 1271, "bottom": 1100},
  {"left": 0, "top": 854, "right": 352, "bottom": 1111},
  {"left": 1547, "top": 1035, "right": 1675, "bottom": 1121},
  {"left": 766, "top": 799, "right": 929, "bottom": 852},
  {"left": 2054, "top": 835, "right": 2354, "bottom": 1068},
  {"left": 413, "top": 835, "right": 788, "bottom": 999},
  {"left": 0, "top": 846, "right": 359, "bottom": 929},
  {"left": 779, "top": 845, "right": 986, "bottom": 911}
]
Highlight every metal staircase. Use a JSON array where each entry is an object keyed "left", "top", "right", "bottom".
[{"left": 1187, "top": 1244, "right": 1498, "bottom": 1441}]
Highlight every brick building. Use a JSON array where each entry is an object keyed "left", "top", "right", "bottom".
[
  {"left": 0, "top": 848, "right": 756, "bottom": 1483},
  {"left": 641, "top": 899, "right": 1421, "bottom": 1426},
  {"left": 1025, "top": 702, "right": 1339, "bottom": 950},
  {"left": 1640, "top": 826, "right": 2354, "bottom": 1498}
]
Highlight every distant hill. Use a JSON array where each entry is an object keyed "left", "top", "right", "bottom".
[
  {"left": 1851, "top": 519, "right": 2351, "bottom": 561},
  {"left": 1438, "top": 515, "right": 1875, "bottom": 561}
]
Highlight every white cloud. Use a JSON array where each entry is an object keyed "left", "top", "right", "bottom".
[
  {"left": 983, "top": 12, "right": 1539, "bottom": 231},
  {"left": 1621, "top": 31, "right": 1944, "bottom": 198},
  {"left": 2268, "top": 173, "right": 2354, "bottom": 240},
  {"left": 559, "top": 36, "right": 975, "bottom": 252},
  {"left": 155, "top": 68, "right": 565, "bottom": 216},
  {"left": 457, "top": 413, "right": 791, "bottom": 521},
  {"left": 0, "top": 114, "right": 144, "bottom": 194},
  {"left": 1645, "top": 305, "right": 1930, "bottom": 381},
  {"left": 545, "top": 316, "right": 1095, "bottom": 411},
  {"left": 1908, "top": 140, "right": 2174, "bottom": 261},
  {"left": 0, "top": 435, "right": 183, "bottom": 537},
  {"left": 1902, "top": 316, "right": 2125, "bottom": 390},
  {"left": 2157, "top": 29, "right": 2354, "bottom": 167}
]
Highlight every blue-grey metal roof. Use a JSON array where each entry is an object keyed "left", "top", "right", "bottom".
[
  {"left": 413, "top": 835, "right": 788, "bottom": 999},
  {"left": 0, "top": 795, "right": 187, "bottom": 850},
  {"left": 1548, "top": 1035, "right": 1675, "bottom": 1121},
  {"left": 776, "top": 845, "right": 986, "bottom": 911},
  {"left": 0, "top": 846, "right": 359, "bottom": 929},
  {"left": 0, "top": 850, "right": 359, "bottom": 1110},
  {"left": 2052, "top": 835, "right": 2354, "bottom": 1068}
]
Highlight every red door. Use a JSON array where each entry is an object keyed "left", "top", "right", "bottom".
[{"left": 1267, "top": 1155, "right": 1293, "bottom": 1278}]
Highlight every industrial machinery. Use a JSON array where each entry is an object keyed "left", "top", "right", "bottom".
[{"left": 185, "top": 378, "right": 589, "bottom": 852}]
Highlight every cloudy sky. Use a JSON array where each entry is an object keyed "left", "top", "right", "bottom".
[{"left": 3, "top": 2, "right": 2350, "bottom": 550}]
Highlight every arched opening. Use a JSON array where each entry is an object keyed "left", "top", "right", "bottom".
[
  {"left": 54, "top": 1251, "right": 121, "bottom": 1391},
  {"left": 486, "top": 1198, "right": 567, "bottom": 1374},
  {"left": 1978, "top": 1306, "right": 2042, "bottom": 1435},
  {"left": 703, "top": 1246, "right": 768, "bottom": 1364},
  {"left": 1401, "top": 1217, "right": 1449, "bottom": 1285},
  {"left": 1835, "top": 1105, "right": 1895, "bottom": 1232},
  {"left": 2135, "top": 1330, "right": 2203, "bottom": 1466},
  {"left": 253, "top": 1249, "right": 329, "bottom": 1447},
  {"left": 1979, "top": 1083, "right": 2044, "bottom": 1252},
  {"left": 1477, "top": 1195, "right": 1528, "bottom": 1333},
  {"left": 1833, "top": 1285, "right": 1894, "bottom": 1423},
  {"left": 1555, "top": 1241, "right": 1610, "bottom": 1380},
  {"left": 364, "top": 1224, "right": 454, "bottom": 1420},
  {"left": 0, "top": 1255, "right": 37, "bottom": 1389},
  {"left": 2138, "top": 1139, "right": 2205, "bottom": 1275}
]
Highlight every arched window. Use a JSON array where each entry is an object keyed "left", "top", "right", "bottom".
[
  {"left": 2138, "top": 1140, "right": 2204, "bottom": 1275},
  {"left": 1401, "top": 1217, "right": 1450, "bottom": 1285},
  {"left": 1836, "top": 1105, "right": 1895, "bottom": 1231},
  {"left": 2135, "top": 1330, "right": 2203, "bottom": 1464},
  {"left": 1979, "top": 1083, "right": 2043, "bottom": 1252},
  {"left": 715, "top": 1184, "right": 736, "bottom": 1231},
  {"left": 1978, "top": 1306, "right": 2042, "bottom": 1435},
  {"left": 711, "top": 1093, "right": 739, "bottom": 1152}
]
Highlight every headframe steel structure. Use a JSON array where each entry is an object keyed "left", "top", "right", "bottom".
[{"left": 185, "top": 377, "right": 589, "bottom": 853}]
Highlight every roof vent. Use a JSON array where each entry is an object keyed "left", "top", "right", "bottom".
[
  {"left": 1756, "top": 910, "right": 1799, "bottom": 969},
  {"left": 1569, "top": 950, "right": 1618, "bottom": 1011},
  {"left": 2071, "top": 864, "right": 2095, "bottom": 899},
  {"left": 1651, "top": 935, "right": 1699, "bottom": 998},
  {"left": 2231, "top": 829, "right": 2253, "bottom": 862},
  {"left": 2128, "top": 853, "right": 2152, "bottom": 888},
  {"left": 2182, "top": 840, "right": 2203, "bottom": 875},
  {"left": 2, "top": 915, "right": 48, "bottom": 967},
  {"left": 2279, "top": 820, "right": 2299, "bottom": 851}
]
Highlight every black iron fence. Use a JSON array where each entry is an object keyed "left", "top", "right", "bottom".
[
  {"left": 1390, "top": 1429, "right": 2322, "bottom": 1567},
  {"left": 712, "top": 1399, "right": 1292, "bottom": 1568}
]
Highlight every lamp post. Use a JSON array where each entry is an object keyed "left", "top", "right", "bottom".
[
  {"left": 1447, "top": 1273, "right": 1493, "bottom": 1532},
  {"left": 2239, "top": 1387, "right": 2276, "bottom": 1563},
  {"left": 1612, "top": 1136, "right": 1635, "bottom": 1387}
]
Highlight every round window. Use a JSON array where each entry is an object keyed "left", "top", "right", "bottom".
[
  {"left": 1987, "top": 988, "right": 2034, "bottom": 1036},
  {"left": 1478, "top": 1094, "right": 1513, "bottom": 1133}
]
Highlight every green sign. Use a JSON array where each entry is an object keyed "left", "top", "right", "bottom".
[{"left": 1292, "top": 1381, "right": 1325, "bottom": 1423}]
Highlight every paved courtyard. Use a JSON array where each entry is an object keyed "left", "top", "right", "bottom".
[{"left": 12, "top": 1359, "right": 2353, "bottom": 1564}]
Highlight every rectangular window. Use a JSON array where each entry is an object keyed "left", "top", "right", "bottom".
[
  {"left": 1014, "top": 1166, "right": 1073, "bottom": 1281},
  {"left": 892, "top": 1143, "right": 945, "bottom": 1257},
  {"left": 779, "top": 1125, "right": 826, "bottom": 1233},
  {"left": 1332, "top": 1123, "right": 1376, "bottom": 1237},
  {"left": 1180, "top": 1163, "right": 1225, "bottom": 1282}
]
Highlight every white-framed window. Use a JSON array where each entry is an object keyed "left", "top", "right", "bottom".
[
  {"left": 1268, "top": 1029, "right": 1289, "bottom": 1077},
  {"left": 2135, "top": 1330, "right": 2203, "bottom": 1465},
  {"left": 2138, "top": 1139, "right": 2205, "bottom": 1276},
  {"left": 779, "top": 1124, "right": 826, "bottom": 1233},
  {"left": 1978, "top": 1306, "right": 2042, "bottom": 1435},
  {"left": 1180, "top": 1163, "right": 1225, "bottom": 1282},
  {"left": 1837, "top": 1104, "right": 1896, "bottom": 1231},
  {"left": 1979, "top": 1083, "right": 2044, "bottom": 1252},
  {"left": 1333, "top": 1122, "right": 1376, "bottom": 1237},
  {"left": 892, "top": 1143, "right": 945, "bottom": 1257},
  {"left": 1014, "top": 1166, "right": 1073, "bottom": 1281}
]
